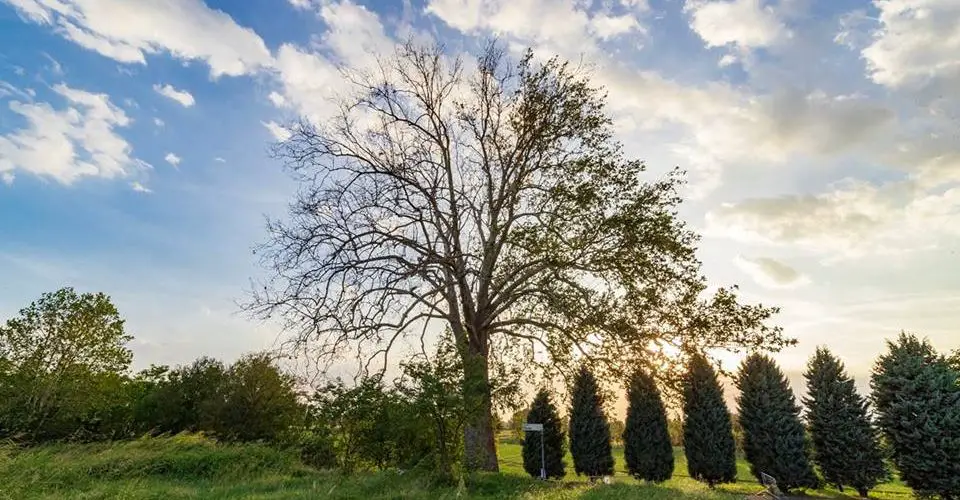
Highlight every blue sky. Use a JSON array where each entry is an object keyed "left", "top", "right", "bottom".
[{"left": 1, "top": 0, "right": 959, "bottom": 384}]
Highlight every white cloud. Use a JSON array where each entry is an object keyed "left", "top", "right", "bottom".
[
  {"left": 153, "top": 83, "right": 195, "bottom": 107},
  {"left": 131, "top": 181, "right": 151, "bottom": 193},
  {"left": 2, "top": 0, "right": 272, "bottom": 78},
  {"left": 0, "top": 83, "right": 146, "bottom": 185},
  {"left": 267, "top": 91, "right": 287, "bottom": 107},
  {"left": 262, "top": 120, "right": 291, "bottom": 141},
  {"left": 1, "top": 172, "right": 13, "bottom": 185},
  {"left": 41, "top": 52, "right": 64, "bottom": 75},
  {"left": 426, "top": 0, "right": 645, "bottom": 57},
  {"left": 0, "top": 81, "right": 32, "bottom": 101},
  {"left": 685, "top": 0, "right": 787, "bottom": 50},
  {"left": 734, "top": 255, "right": 809, "bottom": 289},
  {"left": 214, "top": 156, "right": 226, "bottom": 163},
  {"left": 706, "top": 178, "right": 960, "bottom": 259},
  {"left": 589, "top": 13, "right": 643, "bottom": 40},
  {"left": 272, "top": 1, "right": 394, "bottom": 123},
  {"left": 862, "top": 0, "right": 960, "bottom": 89},
  {"left": 153, "top": 117, "right": 164, "bottom": 127},
  {"left": 718, "top": 53, "right": 738, "bottom": 67},
  {"left": 165, "top": 152, "right": 181, "bottom": 167}
]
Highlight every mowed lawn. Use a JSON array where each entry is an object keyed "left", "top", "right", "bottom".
[{"left": 0, "top": 434, "right": 913, "bottom": 499}]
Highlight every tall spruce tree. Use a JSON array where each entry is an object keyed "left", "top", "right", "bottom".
[
  {"left": 735, "top": 353, "right": 819, "bottom": 492},
  {"left": 623, "top": 368, "right": 674, "bottom": 482},
  {"left": 522, "top": 389, "right": 566, "bottom": 479},
  {"left": 871, "top": 333, "right": 960, "bottom": 499},
  {"left": 569, "top": 367, "right": 614, "bottom": 479},
  {"left": 682, "top": 354, "right": 737, "bottom": 487},
  {"left": 804, "top": 347, "right": 887, "bottom": 497}
]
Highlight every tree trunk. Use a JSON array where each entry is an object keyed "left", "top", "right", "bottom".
[{"left": 462, "top": 347, "right": 499, "bottom": 472}]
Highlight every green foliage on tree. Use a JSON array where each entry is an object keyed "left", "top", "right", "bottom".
[
  {"left": 0, "top": 287, "right": 132, "bottom": 442},
  {"left": 136, "top": 357, "right": 228, "bottom": 435},
  {"left": 623, "top": 368, "right": 674, "bottom": 483},
  {"left": 568, "top": 367, "right": 614, "bottom": 479},
  {"left": 311, "top": 376, "right": 435, "bottom": 472},
  {"left": 871, "top": 333, "right": 960, "bottom": 499},
  {"left": 397, "top": 336, "right": 466, "bottom": 482},
  {"left": 214, "top": 353, "right": 302, "bottom": 442},
  {"left": 804, "top": 347, "right": 887, "bottom": 497},
  {"left": 735, "top": 353, "right": 819, "bottom": 492},
  {"left": 522, "top": 389, "right": 566, "bottom": 479},
  {"left": 682, "top": 354, "right": 736, "bottom": 487}
]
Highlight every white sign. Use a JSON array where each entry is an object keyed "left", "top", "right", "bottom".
[{"left": 523, "top": 423, "right": 544, "bottom": 431}]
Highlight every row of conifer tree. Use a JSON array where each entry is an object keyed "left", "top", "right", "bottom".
[{"left": 520, "top": 333, "right": 960, "bottom": 499}]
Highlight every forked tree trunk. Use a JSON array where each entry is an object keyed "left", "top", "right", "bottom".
[{"left": 462, "top": 348, "right": 499, "bottom": 472}]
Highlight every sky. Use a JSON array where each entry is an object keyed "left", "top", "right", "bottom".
[{"left": 0, "top": 0, "right": 958, "bottom": 393}]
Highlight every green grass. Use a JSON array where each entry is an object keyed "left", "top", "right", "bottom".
[{"left": 0, "top": 434, "right": 914, "bottom": 499}]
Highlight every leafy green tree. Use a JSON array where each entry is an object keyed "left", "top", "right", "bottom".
[
  {"left": 624, "top": 368, "right": 674, "bottom": 482},
  {"left": 215, "top": 352, "right": 302, "bottom": 442},
  {"left": 804, "top": 347, "right": 887, "bottom": 497},
  {"left": 736, "top": 354, "right": 819, "bottom": 492},
  {"left": 948, "top": 349, "right": 960, "bottom": 372},
  {"left": 398, "top": 336, "right": 466, "bottom": 482},
  {"left": 249, "top": 40, "right": 790, "bottom": 471},
  {"left": 0, "top": 287, "right": 131, "bottom": 441},
  {"left": 682, "top": 354, "right": 736, "bottom": 487},
  {"left": 872, "top": 333, "right": 960, "bottom": 499},
  {"left": 312, "top": 377, "right": 431, "bottom": 471},
  {"left": 137, "top": 357, "right": 228, "bottom": 435},
  {"left": 569, "top": 367, "right": 614, "bottom": 479},
  {"left": 522, "top": 388, "right": 566, "bottom": 479}
]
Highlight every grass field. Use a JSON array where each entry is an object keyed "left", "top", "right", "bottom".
[{"left": 0, "top": 434, "right": 914, "bottom": 499}]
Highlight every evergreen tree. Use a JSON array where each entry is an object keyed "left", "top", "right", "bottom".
[
  {"left": 569, "top": 366, "right": 614, "bottom": 479},
  {"left": 682, "top": 354, "right": 737, "bottom": 487},
  {"left": 735, "top": 353, "right": 819, "bottom": 492},
  {"left": 871, "top": 333, "right": 960, "bottom": 499},
  {"left": 522, "top": 389, "right": 566, "bottom": 479},
  {"left": 804, "top": 347, "right": 887, "bottom": 497},
  {"left": 623, "top": 368, "right": 674, "bottom": 482}
]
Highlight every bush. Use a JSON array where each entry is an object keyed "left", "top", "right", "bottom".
[
  {"left": 214, "top": 353, "right": 302, "bottom": 442},
  {"left": 804, "top": 347, "right": 887, "bottom": 497},
  {"left": 735, "top": 353, "right": 818, "bottom": 492},
  {"left": 521, "top": 388, "right": 565, "bottom": 479},
  {"left": 871, "top": 333, "right": 960, "bottom": 499},
  {"left": 623, "top": 368, "right": 674, "bottom": 483},
  {"left": 568, "top": 366, "right": 614, "bottom": 479},
  {"left": 682, "top": 354, "right": 736, "bottom": 487}
]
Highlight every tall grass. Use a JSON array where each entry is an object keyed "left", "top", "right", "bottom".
[{"left": 0, "top": 434, "right": 915, "bottom": 499}]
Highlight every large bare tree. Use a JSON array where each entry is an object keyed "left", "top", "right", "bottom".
[{"left": 249, "top": 42, "right": 791, "bottom": 471}]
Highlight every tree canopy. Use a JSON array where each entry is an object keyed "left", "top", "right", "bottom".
[{"left": 249, "top": 40, "right": 790, "bottom": 470}]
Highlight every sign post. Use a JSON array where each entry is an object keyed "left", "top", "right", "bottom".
[{"left": 522, "top": 423, "right": 545, "bottom": 480}]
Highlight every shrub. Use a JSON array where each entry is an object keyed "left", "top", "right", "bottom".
[
  {"left": 521, "top": 388, "right": 565, "bottom": 479},
  {"left": 623, "top": 368, "right": 674, "bottom": 482},
  {"left": 735, "top": 353, "right": 819, "bottom": 492},
  {"left": 568, "top": 366, "right": 614, "bottom": 479},
  {"left": 871, "top": 333, "right": 960, "bottom": 499},
  {"left": 682, "top": 354, "right": 736, "bottom": 487},
  {"left": 804, "top": 347, "right": 887, "bottom": 497}
]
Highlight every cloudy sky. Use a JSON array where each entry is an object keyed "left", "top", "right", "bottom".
[{"left": 1, "top": 0, "right": 958, "bottom": 388}]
